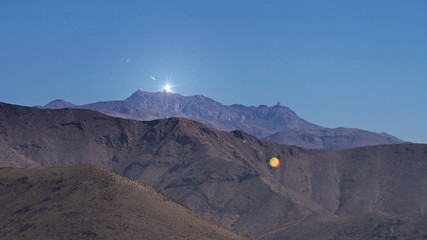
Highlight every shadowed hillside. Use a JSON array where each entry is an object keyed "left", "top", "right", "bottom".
[{"left": 0, "top": 166, "right": 248, "bottom": 240}]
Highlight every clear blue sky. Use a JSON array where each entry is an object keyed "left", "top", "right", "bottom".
[{"left": 0, "top": 1, "right": 426, "bottom": 143}]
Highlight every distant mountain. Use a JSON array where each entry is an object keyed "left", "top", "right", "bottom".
[
  {"left": 44, "top": 99, "right": 76, "bottom": 109},
  {"left": 83, "top": 90, "right": 320, "bottom": 135},
  {"left": 43, "top": 90, "right": 404, "bottom": 150},
  {"left": 0, "top": 166, "right": 247, "bottom": 240},
  {"left": 265, "top": 127, "right": 404, "bottom": 150},
  {"left": 1, "top": 102, "right": 426, "bottom": 239}
]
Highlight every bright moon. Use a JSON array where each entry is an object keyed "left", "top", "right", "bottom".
[{"left": 163, "top": 84, "right": 172, "bottom": 93}]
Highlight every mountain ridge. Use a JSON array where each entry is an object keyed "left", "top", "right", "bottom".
[
  {"left": 1, "top": 102, "right": 426, "bottom": 239},
  {"left": 44, "top": 90, "right": 403, "bottom": 150}
]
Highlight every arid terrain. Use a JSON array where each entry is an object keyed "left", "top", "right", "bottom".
[
  {"left": 1, "top": 102, "right": 426, "bottom": 239},
  {"left": 0, "top": 166, "right": 248, "bottom": 240}
]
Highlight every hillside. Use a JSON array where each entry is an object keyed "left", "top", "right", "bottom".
[
  {"left": 1, "top": 102, "right": 426, "bottom": 239},
  {"left": 0, "top": 166, "right": 248, "bottom": 240}
]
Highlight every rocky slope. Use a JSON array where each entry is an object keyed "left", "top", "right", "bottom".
[
  {"left": 1, "top": 102, "right": 426, "bottom": 239},
  {"left": 44, "top": 90, "right": 403, "bottom": 150},
  {"left": 0, "top": 166, "right": 248, "bottom": 240}
]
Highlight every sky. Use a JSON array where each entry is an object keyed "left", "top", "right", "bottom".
[{"left": 0, "top": 1, "right": 426, "bottom": 143}]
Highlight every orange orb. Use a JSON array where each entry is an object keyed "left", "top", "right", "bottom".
[{"left": 269, "top": 157, "right": 280, "bottom": 168}]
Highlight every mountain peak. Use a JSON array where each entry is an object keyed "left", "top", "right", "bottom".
[
  {"left": 127, "top": 89, "right": 182, "bottom": 99},
  {"left": 44, "top": 99, "right": 76, "bottom": 109}
]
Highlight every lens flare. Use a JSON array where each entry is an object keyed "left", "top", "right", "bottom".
[
  {"left": 163, "top": 84, "right": 172, "bottom": 93},
  {"left": 269, "top": 157, "right": 280, "bottom": 168}
]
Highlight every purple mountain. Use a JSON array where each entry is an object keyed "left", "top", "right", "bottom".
[{"left": 45, "top": 90, "right": 403, "bottom": 150}]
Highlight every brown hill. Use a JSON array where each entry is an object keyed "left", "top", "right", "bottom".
[
  {"left": 0, "top": 165, "right": 248, "bottom": 240},
  {"left": 265, "top": 143, "right": 427, "bottom": 239},
  {"left": 44, "top": 90, "right": 403, "bottom": 150},
  {"left": 1, "top": 102, "right": 426, "bottom": 239}
]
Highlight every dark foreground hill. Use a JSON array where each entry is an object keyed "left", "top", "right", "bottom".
[
  {"left": 44, "top": 90, "right": 403, "bottom": 150},
  {"left": 0, "top": 166, "right": 248, "bottom": 240},
  {"left": 1, "top": 102, "right": 426, "bottom": 239}
]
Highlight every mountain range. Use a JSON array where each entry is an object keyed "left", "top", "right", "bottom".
[
  {"left": 1, "top": 102, "right": 426, "bottom": 239},
  {"left": 44, "top": 90, "right": 404, "bottom": 150}
]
